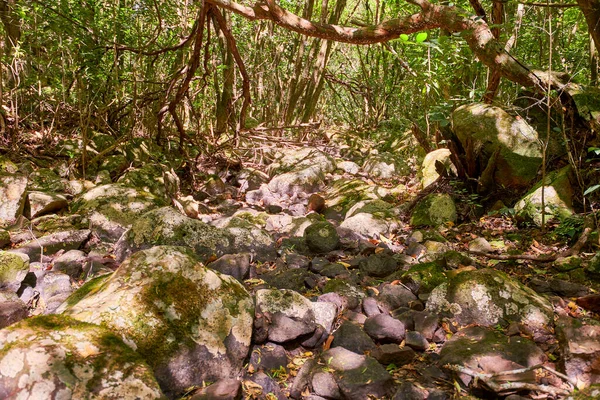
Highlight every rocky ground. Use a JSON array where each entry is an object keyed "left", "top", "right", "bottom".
[{"left": 1, "top": 104, "right": 600, "bottom": 399}]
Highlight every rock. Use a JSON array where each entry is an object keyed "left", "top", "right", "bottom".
[
  {"left": 410, "top": 194, "right": 456, "bottom": 227},
  {"left": 362, "top": 152, "right": 410, "bottom": 179},
  {"left": 371, "top": 344, "right": 416, "bottom": 366},
  {"left": 267, "top": 149, "right": 336, "bottom": 196},
  {"left": 189, "top": 378, "right": 241, "bottom": 400},
  {"left": 587, "top": 252, "right": 600, "bottom": 278},
  {"left": 36, "top": 272, "right": 73, "bottom": 314},
  {"left": 117, "top": 165, "right": 168, "bottom": 200},
  {"left": 359, "top": 253, "right": 399, "bottom": 278},
  {"left": 468, "top": 237, "right": 493, "bottom": 253},
  {"left": 304, "top": 221, "right": 339, "bottom": 253},
  {"left": 114, "top": 207, "right": 232, "bottom": 263},
  {"left": 362, "top": 297, "right": 382, "bottom": 317},
  {"left": 98, "top": 154, "right": 128, "bottom": 178},
  {"left": 208, "top": 253, "right": 251, "bottom": 281},
  {"left": 261, "top": 268, "right": 312, "bottom": 291},
  {"left": 337, "top": 160, "right": 360, "bottom": 175},
  {"left": 0, "top": 290, "right": 28, "bottom": 328},
  {"left": 331, "top": 320, "right": 376, "bottom": 354},
  {"left": 311, "top": 371, "right": 341, "bottom": 399},
  {"left": 426, "top": 268, "right": 553, "bottom": 331},
  {"left": 12, "top": 229, "right": 90, "bottom": 261},
  {"left": 0, "top": 229, "right": 9, "bottom": 248},
  {"left": 577, "top": 294, "right": 600, "bottom": 314},
  {"left": 452, "top": 103, "right": 542, "bottom": 190},
  {"left": 24, "top": 191, "right": 68, "bottom": 219},
  {"left": 248, "top": 343, "right": 288, "bottom": 372},
  {"left": 364, "top": 314, "right": 406, "bottom": 343},
  {"left": 400, "top": 262, "right": 447, "bottom": 295},
  {"left": 322, "top": 280, "right": 365, "bottom": 308},
  {"left": 514, "top": 166, "right": 574, "bottom": 226},
  {"left": 439, "top": 326, "right": 546, "bottom": 386},
  {"left": 58, "top": 246, "right": 254, "bottom": 398},
  {"left": 246, "top": 371, "right": 288, "bottom": 400},
  {"left": 307, "top": 194, "right": 326, "bottom": 213},
  {"left": 319, "top": 347, "right": 395, "bottom": 399},
  {"left": 376, "top": 284, "right": 418, "bottom": 313},
  {"left": 311, "top": 301, "right": 338, "bottom": 334},
  {"left": 0, "top": 251, "right": 29, "bottom": 292},
  {"left": 319, "top": 262, "right": 348, "bottom": 278},
  {"left": 52, "top": 249, "right": 87, "bottom": 279},
  {"left": 413, "top": 311, "right": 440, "bottom": 340},
  {"left": 422, "top": 149, "right": 456, "bottom": 188},
  {"left": 255, "top": 289, "right": 316, "bottom": 343},
  {"left": 556, "top": 316, "right": 600, "bottom": 386},
  {"left": 0, "top": 173, "right": 27, "bottom": 226},
  {"left": 339, "top": 212, "right": 400, "bottom": 239},
  {"left": 554, "top": 255, "right": 583, "bottom": 272},
  {"left": 405, "top": 331, "right": 429, "bottom": 351},
  {"left": 393, "top": 381, "right": 429, "bottom": 400},
  {"left": 211, "top": 215, "right": 275, "bottom": 261},
  {"left": 232, "top": 168, "right": 269, "bottom": 193},
  {"left": 0, "top": 315, "right": 164, "bottom": 399},
  {"left": 28, "top": 168, "right": 66, "bottom": 193},
  {"left": 529, "top": 278, "right": 590, "bottom": 298},
  {"left": 71, "top": 183, "right": 164, "bottom": 242}
]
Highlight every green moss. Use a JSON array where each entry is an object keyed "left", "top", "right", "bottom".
[
  {"left": 401, "top": 262, "right": 447, "bottom": 294},
  {"left": 0, "top": 251, "right": 28, "bottom": 281},
  {"left": 65, "top": 273, "right": 112, "bottom": 308}
]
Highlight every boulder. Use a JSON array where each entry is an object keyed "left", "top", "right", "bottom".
[
  {"left": 452, "top": 103, "right": 542, "bottom": 190},
  {"left": 440, "top": 326, "right": 546, "bottom": 386},
  {"left": 58, "top": 246, "right": 254, "bottom": 398},
  {"left": 71, "top": 184, "right": 165, "bottom": 242},
  {"left": 556, "top": 316, "right": 600, "bottom": 387},
  {"left": 421, "top": 149, "right": 456, "bottom": 188},
  {"left": 426, "top": 268, "right": 553, "bottom": 331},
  {"left": 52, "top": 249, "right": 87, "bottom": 279},
  {"left": 0, "top": 315, "right": 164, "bottom": 399},
  {"left": 255, "top": 289, "right": 316, "bottom": 343},
  {"left": 363, "top": 314, "right": 406, "bottom": 343},
  {"left": 359, "top": 253, "right": 399, "bottom": 278},
  {"left": 410, "top": 193, "right": 456, "bottom": 227},
  {"left": 0, "top": 173, "right": 27, "bottom": 226},
  {"left": 117, "top": 165, "right": 168, "bottom": 200},
  {"left": 400, "top": 262, "right": 447, "bottom": 295},
  {"left": 24, "top": 191, "right": 68, "bottom": 219},
  {"left": 304, "top": 221, "right": 340, "bottom": 253},
  {"left": 0, "top": 251, "right": 29, "bottom": 292},
  {"left": 28, "top": 168, "right": 66, "bottom": 193},
  {"left": 340, "top": 212, "right": 400, "bottom": 239},
  {"left": 318, "top": 347, "right": 395, "bottom": 399},
  {"left": 0, "top": 290, "right": 28, "bottom": 328},
  {"left": 515, "top": 165, "right": 574, "bottom": 226},
  {"left": 362, "top": 152, "right": 410, "bottom": 179},
  {"left": 12, "top": 229, "right": 90, "bottom": 261}
]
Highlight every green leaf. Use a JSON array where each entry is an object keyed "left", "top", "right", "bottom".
[
  {"left": 400, "top": 34, "right": 409, "bottom": 41},
  {"left": 415, "top": 32, "right": 428, "bottom": 43},
  {"left": 584, "top": 184, "right": 600, "bottom": 196}
]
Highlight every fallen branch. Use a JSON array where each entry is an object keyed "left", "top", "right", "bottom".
[{"left": 444, "top": 364, "right": 571, "bottom": 396}]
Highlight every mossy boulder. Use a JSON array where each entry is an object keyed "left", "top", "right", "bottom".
[
  {"left": 426, "top": 268, "right": 553, "bottom": 330},
  {"left": 345, "top": 199, "right": 396, "bottom": 219},
  {"left": 117, "top": 165, "right": 168, "bottom": 200},
  {"left": 28, "top": 168, "right": 66, "bottom": 193},
  {"left": 58, "top": 246, "right": 254, "bottom": 398},
  {"left": 514, "top": 165, "right": 574, "bottom": 226},
  {"left": 400, "top": 262, "right": 447, "bottom": 295},
  {"left": 452, "top": 103, "right": 543, "bottom": 190},
  {"left": 410, "top": 193, "right": 457, "bottom": 227},
  {"left": 0, "top": 173, "right": 27, "bottom": 227},
  {"left": 72, "top": 183, "right": 165, "bottom": 242},
  {"left": 362, "top": 152, "right": 410, "bottom": 179},
  {"left": 0, "top": 315, "right": 164, "bottom": 399},
  {"left": 304, "top": 221, "right": 340, "bottom": 253},
  {"left": 0, "top": 251, "right": 29, "bottom": 292}
]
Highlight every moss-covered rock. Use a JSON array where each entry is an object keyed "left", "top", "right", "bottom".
[
  {"left": 58, "top": 246, "right": 254, "bottom": 398},
  {"left": 515, "top": 165, "right": 574, "bottom": 226},
  {"left": 0, "top": 229, "right": 9, "bottom": 248},
  {"left": 452, "top": 103, "right": 542, "bottom": 190},
  {"left": 410, "top": 193, "right": 457, "bottom": 227},
  {"left": 0, "top": 315, "right": 164, "bottom": 399},
  {"left": 117, "top": 165, "right": 168, "bottom": 200},
  {"left": 304, "top": 221, "right": 339, "bottom": 253},
  {"left": 28, "top": 168, "right": 66, "bottom": 193},
  {"left": 72, "top": 183, "right": 165, "bottom": 242},
  {"left": 0, "top": 173, "right": 27, "bottom": 227},
  {"left": 426, "top": 268, "right": 553, "bottom": 330},
  {"left": 400, "top": 262, "right": 447, "bottom": 294},
  {"left": 0, "top": 251, "right": 29, "bottom": 292}
]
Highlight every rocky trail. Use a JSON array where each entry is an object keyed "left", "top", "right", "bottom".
[{"left": 0, "top": 104, "right": 600, "bottom": 399}]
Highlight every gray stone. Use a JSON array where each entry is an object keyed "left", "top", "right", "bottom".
[
  {"left": 556, "top": 316, "right": 600, "bottom": 386},
  {"left": 359, "top": 253, "right": 399, "bottom": 278},
  {"left": 377, "top": 284, "right": 417, "bottom": 313},
  {"left": 362, "top": 152, "right": 410, "bottom": 179},
  {"left": 371, "top": 344, "right": 416, "bottom": 366},
  {"left": 331, "top": 321, "right": 376, "bottom": 354},
  {"left": 208, "top": 253, "right": 251, "bottom": 281},
  {"left": 339, "top": 212, "right": 400, "bottom": 239},
  {"left": 311, "top": 372, "right": 341, "bottom": 399},
  {"left": 248, "top": 343, "right": 288, "bottom": 372},
  {"left": 52, "top": 249, "right": 87, "bottom": 279},
  {"left": 364, "top": 313, "right": 406, "bottom": 343},
  {"left": 0, "top": 290, "right": 28, "bottom": 328},
  {"left": 311, "top": 301, "right": 337, "bottom": 334},
  {"left": 190, "top": 378, "right": 241, "bottom": 400},
  {"left": 362, "top": 297, "right": 382, "bottom": 317},
  {"left": 468, "top": 237, "right": 493, "bottom": 253},
  {"left": 410, "top": 193, "right": 456, "bottom": 227},
  {"left": 405, "top": 331, "right": 429, "bottom": 351},
  {"left": 12, "top": 229, "right": 90, "bottom": 261},
  {"left": 0, "top": 173, "right": 27, "bottom": 227},
  {"left": 255, "top": 289, "right": 316, "bottom": 343},
  {"left": 421, "top": 149, "right": 456, "bottom": 188},
  {"left": 25, "top": 191, "right": 68, "bottom": 219},
  {"left": 320, "top": 347, "right": 395, "bottom": 400}
]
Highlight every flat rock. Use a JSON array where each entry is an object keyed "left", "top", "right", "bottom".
[{"left": 25, "top": 191, "right": 68, "bottom": 219}]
